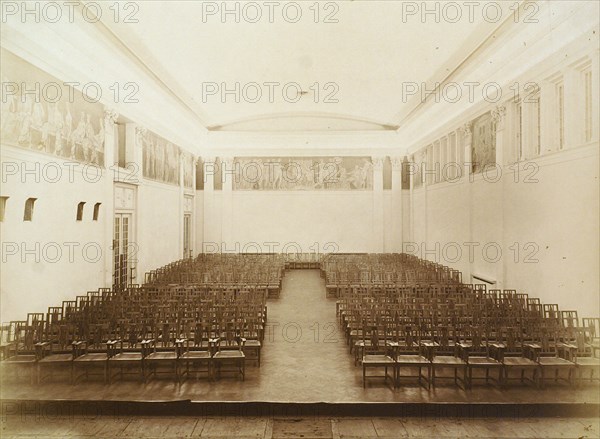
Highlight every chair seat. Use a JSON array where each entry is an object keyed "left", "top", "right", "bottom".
[
  {"left": 576, "top": 357, "right": 600, "bottom": 367},
  {"left": 109, "top": 352, "right": 143, "bottom": 362},
  {"left": 244, "top": 340, "right": 261, "bottom": 347},
  {"left": 39, "top": 353, "right": 73, "bottom": 363},
  {"left": 146, "top": 352, "right": 177, "bottom": 360},
  {"left": 433, "top": 355, "right": 465, "bottom": 365},
  {"left": 362, "top": 354, "right": 395, "bottom": 365},
  {"left": 74, "top": 353, "right": 108, "bottom": 362},
  {"left": 4, "top": 354, "right": 37, "bottom": 363},
  {"left": 503, "top": 356, "right": 538, "bottom": 367},
  {"left": 181, "top": 351, "right": 211, "bottom": 359},
  {"left": 214, "top": 351, "right": 245, "bottom": 359},
  {"left": 538, "top": 357, "right": 574, "bottom": 367},
  {"left": 396, "top": 354, "right": 430, "bottom": 365},
  {"left": 467, "top": 356, "right": 501, "bottom": 366}
]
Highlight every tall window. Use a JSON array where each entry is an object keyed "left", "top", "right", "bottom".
[
  {"left": 448, "top": 132, "right": 457, "bottom": 180},
  {"left": 557, "top": 82, "right": 565, "bottom": 150},
  {"left": 116, "top": 123, "right": 127, "bottom": 168},
  {"left": 516, "top": 99, "right": 523, "bottom": 161},
  {"left": 584, "top": 68, "right": 593, "bottom": 142},
  {"left": 532, "top": 93, "right": 541, "bottom": 157},
  {"left": 183, "top": 214, "right": 192, "bottom": 258}
]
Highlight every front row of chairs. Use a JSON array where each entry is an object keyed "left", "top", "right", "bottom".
[
  {"left": 360, "top": 325, "right": 600, "bottom": 389},
  {"left": 3, "top": 336, "right": 249, "bottom": 384}
]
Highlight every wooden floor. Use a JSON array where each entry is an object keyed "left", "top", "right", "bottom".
[
  {"left": 1, "top": 270, "right": 599, "bottom": 404},
  {"left": 1, "top": 415, "right": 599, "bottom": 438},
  {"left": 2, "top": 270, "right": 600, "bottom": 437}
]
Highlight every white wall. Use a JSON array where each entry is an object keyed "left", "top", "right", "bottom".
[
  {"left": 1, "top": 145, "right": 107, "bottom": 321},
  {"left": 409, "top": 144, "right": 599, "bottom": 317},
  {"left": 228, "top": 191, "right": 376, "bottom": 254},
  {"left": 502, "top": 146, "right": 599, "bottom": 316},
  {"left": 0, "top": 143, "right": 193, "bottom": 322},
  {"left": 135, "top": 181, "right": 183, "bottom": 280}
]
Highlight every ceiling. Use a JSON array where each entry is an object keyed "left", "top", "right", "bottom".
[{"left": 100, "top": 1, "right": 513, "bottom": 132}]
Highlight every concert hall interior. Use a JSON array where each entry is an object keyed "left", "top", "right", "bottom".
[{"left": 1, "top": 1, "right": 599, "bottom": 438}]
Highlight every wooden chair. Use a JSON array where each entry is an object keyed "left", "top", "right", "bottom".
[
  {"left": 361, "top": 322, "right": 395, "bottom": 388},
  {"left": 144, "top": 323, "right": 180, "bottom": 382},
  {"left": 570, "top": 326, "right": 600, "bottom": 384},
  {"left": 458, "top": 326, "right": 502, "bottom": 388},
  {"left": 241, "top": 318, "right": 262, "bottom": 367},
  {"left": 582, "top": 318, "right": 600, "bottom": 358},
  {"left": 72, "top": 339, "right": 116, "bottom": 384},
  {"left": 107, "top": 324, "right": 146, "bottom": 383},
  {"left": 528, "top": 328, "right": 576, "bottom": 388},
  {"left": 212, "top": 322, "right": 245, "bottom": 381},
  {"left": 36, "top": 323, "right": 78, "bottom": 383},
  {"left": 393, "top": 324, "right": 431, "bottom": 389},
  {"left": 492, "top": 326, "right": 539, "bottom": 387},
  {"left": 2, "top": 320, "right": 38, "bottom": 383},
  {"left": 179, "top": 322, "right": 212, "bottom": 381},
  {"left": 428, "top": 326, "right": 467, "bottom": 388},
  {"left": 0, "top": 322, "right": 16, "bottom": 361}
]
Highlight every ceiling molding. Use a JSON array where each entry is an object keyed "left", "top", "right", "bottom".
[
  {"left": 209, "top": 112, "right": 398, "bottom": 132},
  {"left": 392, "top": 0, "right": 528, "bottom": 130}
]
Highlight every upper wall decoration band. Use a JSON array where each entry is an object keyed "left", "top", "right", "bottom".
[
  {"left": 233, "top": 157, "right": 373, "bottom": 190},
  {"left": 1, "top": 49, "right": 106, "bottom": 166},
  {"left": 141, "top": 130, "right": 181, "bottom": 186}
]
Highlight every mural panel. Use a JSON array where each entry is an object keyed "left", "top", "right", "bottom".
[
  {"left": 182, "top": 151, "right": 195, "bottom": 189},
  {"left": 233, "top": 157, "right": 373, "bottom": 190},
  {"left": 141, "top": 130, "right": 181, "bottom": 185},
  {"left": 1, "top": 49, "right": 106, "bottom": 166},
  {"left": 471, "top": 111, "right": 496, "bottom": 173}
]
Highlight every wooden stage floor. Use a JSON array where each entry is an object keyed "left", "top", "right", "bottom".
[{"left": 1, "top": 270, "right": 598, "bottom": 407}]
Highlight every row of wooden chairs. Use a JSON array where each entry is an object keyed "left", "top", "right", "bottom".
[
  {"left": 3, "top": 322, "right": 249, "bottom": 384},
  {"left": 145, "top": 254, "right": 285, "bottom": 298},
  {"left": 327, "top": 255, "right": 599, "bottom": 390},
  {"left": 357, "top": 316, "right": 600, "bottom": 389},
  {"left": 322, "top": 253, "right": 462, "bottom": 297},
  {"left": 1, "top": 279, "right": 270, "bottom": 383}
]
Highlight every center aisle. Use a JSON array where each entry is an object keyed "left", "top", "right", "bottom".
[{"left": 257, "top": 269, "right": 357, "bottom": 402}]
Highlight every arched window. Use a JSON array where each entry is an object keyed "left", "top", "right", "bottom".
[
  {"left": 24, "top": 198, "right": 36, "bottom": 221},
  {"left": 76, "top": 202, "right": 86, "bottom": 221}
]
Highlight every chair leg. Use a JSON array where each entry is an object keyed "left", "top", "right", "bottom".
[
  {"left": 427, "top": 365, "right": 431, "bottom": 390},
  {"left": 362, "top": 365, "right": 366, "bottom": 388}
]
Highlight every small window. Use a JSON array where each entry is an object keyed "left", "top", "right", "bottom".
[
  {"left": 0, "top": 196, "right": 8, "bottom": 221},
  {"left": 93, "top": 203, "right": 101, "bottom": 221},
  {"left": 76, "top": 202, "right": 86, "bottom": 221},
  {"left": 24, "top": 198, "right": 36, "bottom": 221}
]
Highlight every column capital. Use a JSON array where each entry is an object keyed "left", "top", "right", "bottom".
[
  {"left": 104, "top": 107, "right": 119, "bottom": 125},
  {"left": 460, "top": 121, "right": 473, "bottom": 137},
  {"left": 135, "top": 125, "right": 147, "bottom": 142},
  {"left": 372, "top": 156, "right": 385, "bottom": 171},
  {"left": 390, "top": 156, "right": 404, "bottom": 171},
  {"left": 221, "top": 156, "right": 234, "bottom": 167},
  {"left": 491, "top": 105, "right": 507, "bottom": 129}
]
